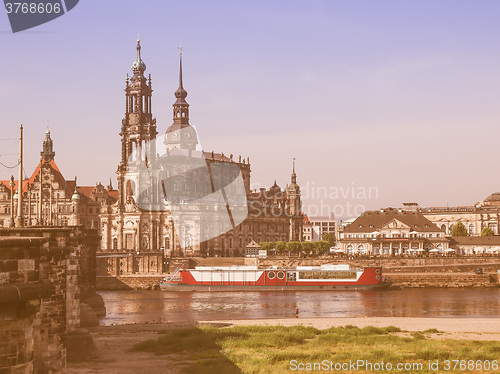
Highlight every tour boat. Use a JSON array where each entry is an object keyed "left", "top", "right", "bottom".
[{"left": 159, "top": 264, "right": 383, "bottom": 291}]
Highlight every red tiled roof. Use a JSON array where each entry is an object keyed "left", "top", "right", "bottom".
[
  {"left": 108, "top": 190, "right": 119, "bottom": 200},
  {"left": 76, "top": 186, "right": 95, "bottom": 199}
]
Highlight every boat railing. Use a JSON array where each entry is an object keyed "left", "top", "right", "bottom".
[{"left": 163, "top": 268, "right": 182, "bottom": 282}]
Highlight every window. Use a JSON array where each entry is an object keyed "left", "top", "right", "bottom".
[
  {"left": 165, "top": 237, "right": 170, "bottom": 249},
  {"left": 489, "top": 223, "right": 498, "bottom": 235},
  {"left": 112, "top": 238, "right": 118, "bottom": 250}
]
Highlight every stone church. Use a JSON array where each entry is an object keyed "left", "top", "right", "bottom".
[{"left": 98, "top": 40, "right": 302, "bottom": 272}]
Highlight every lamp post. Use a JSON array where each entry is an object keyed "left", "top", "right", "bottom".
[
  {"left": 15, "top": 124, "right": 23, "bottom": 227},
  {"left": 9, "top": 176, "right": 15, "bottom": 227}
]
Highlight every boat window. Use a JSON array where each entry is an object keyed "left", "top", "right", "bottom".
[{"left": 299, "top": 271, "right": 357, "bottom": 280}]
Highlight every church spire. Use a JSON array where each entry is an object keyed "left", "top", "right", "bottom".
[
  {"left": 174, "top": 46, "right": 188, "bottom": 104},
  {"left": 291, "top": 158, "right": 297, "bottom": 184},
  {"left": 164, "top": 47, "right": 198, "bottom": 152},
  {"left": 41, "top": 128, "right": 55, "bottom": 162},
  {"left": 131, "top": 36, "right": 146, "bottom": 74}
]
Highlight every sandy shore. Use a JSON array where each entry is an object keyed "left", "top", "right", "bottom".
[{"left": 67, "top": 317, "right": 500, "bottom": 373}]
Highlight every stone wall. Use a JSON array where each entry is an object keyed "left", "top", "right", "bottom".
[
  {"left": 96, "top": 275, "right": 164, "bottom": 290},
  {"left": 0, "top": 227, "right": 102, "bottom": 373},
  {"left": 257, "top": 256, "right": 500, "bottom": 273},
  {"left": 0, "top": 237, "right": 50, "bottom": 374},
  {"left": 385, "top": 273, "right": 495, "bottom": 288}
]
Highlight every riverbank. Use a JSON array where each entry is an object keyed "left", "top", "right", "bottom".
[
  {"left": 67, "top": 318, "right": 500, "bottom": 373},
  {"left": 96, "top": 256, "right": 500, "bottom": 290}
]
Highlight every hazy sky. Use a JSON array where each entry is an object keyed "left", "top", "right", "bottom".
[{"left": 1, "top": 1, "right": 500, "bottom": 219}]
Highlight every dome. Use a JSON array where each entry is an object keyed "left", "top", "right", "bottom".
[
  {"left": 131, "top": 39, "right": 146, "bottom": 73},
  {"left": 131, "top": 58, "right": 146, "bottom": 72},
  {"left": 483, "top": 192, "right": 500, "bottom": 206},
  {"left": 72, "top": 192, "right": 80, "bottom": 200},
  {"left": 485, "top": 192, "right": 500, "bottom": 201}
]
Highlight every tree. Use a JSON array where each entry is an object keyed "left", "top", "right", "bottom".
[
  {"left": 450, "top": 221, "right": 468, "bottom": 236},
  {"left": 322, "top": 232, "right": 336, "bottom": 247},
  {"left": 301, "top": 241, "right": 314, "bottom": 256},
  {"left": 315, "top": 241, "right": 331, "bottom": 256},
  {"left": 259, "top": 242, "right": 274, "bottom": 251},
  {"left": 286, "top": 241, "right": 302, "bottom": 256},
  {"left": 481, "top": 227, "right": 495, "bottom": 236},
  {"left": 275, "top": 241, "right": 286, "bottom": 254}
]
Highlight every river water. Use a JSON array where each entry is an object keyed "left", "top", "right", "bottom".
[{"left": 98, "top": 288, "right": 500, "bottom": 325}]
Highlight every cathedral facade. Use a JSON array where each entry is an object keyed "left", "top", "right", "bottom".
[{"left": 98, "top": 40, "right": 302, "bottom": 269}]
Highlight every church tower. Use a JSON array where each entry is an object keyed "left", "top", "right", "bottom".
[
  {"left": 41, "top": 129, "right": 55, "bottom": 162},
  {"left": 286, "top": 159, "right": 303, "bottom": 241},
  {"left": 164, "top": 48, "right": 199, "bottom": 152},
  {"left": 117, "top": 38, "right": 157, "bottom": 207}
]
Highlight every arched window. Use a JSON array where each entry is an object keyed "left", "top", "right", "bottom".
[
  {"left": 165, "top": 237, "right": 170, "bottom": 249},
  {"left": 113, "top": 238, "right": 118, "bottom": 250},
  {"left": 347, "top": 244, "right": 353, "bottom": 254},
  {"left": 358, "top": 244, "right": 364, "bottom": 254},
  {"left": 382, "top": 244, "right": 390, "bottom": 254}
]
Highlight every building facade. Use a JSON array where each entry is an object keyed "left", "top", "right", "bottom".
[
  {"left": 0, "top": 130, "right": 116, "bottom": 230},
  {"left": 338, "top": 208, "right": 449, "bottom": 256},
  {"left": 421, "top": 193, "right": 500, "bottom": 236},
  {"left": 302, "top": 213, "right": 336, "bottom": 242}
]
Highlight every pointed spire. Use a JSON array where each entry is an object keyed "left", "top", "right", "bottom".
[
  {"left": 41, "top": 128, "right": 55, "bottom": 162},
  {"left": 131, "top": 36, "right": 146, "bottom": 74},
  {"left": 291, "top": 158, "right": 297, "bottom": 184},
  {"left": 174, "top": 46, "right": 188, "bottom": 103},
  {"left": 72, "top": 176, "right": 80, "bottom": 200}
]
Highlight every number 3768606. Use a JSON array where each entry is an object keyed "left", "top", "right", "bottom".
[{"left": 5, "top": 2, "right": 62, "bottom": 14}]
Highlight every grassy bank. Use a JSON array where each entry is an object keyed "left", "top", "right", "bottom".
[{"left": 130, "top": 325, "right": 500, "bottom": 373}]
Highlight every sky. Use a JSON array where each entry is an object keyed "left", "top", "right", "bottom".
[{"left": 1, "top": 0, "right": 500, "bottom": 220}]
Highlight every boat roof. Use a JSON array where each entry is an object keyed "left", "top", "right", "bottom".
[
  {"left": 193, "top": 265, "right": 260, "bottom": 271},
  {"left": 296, "top": 264, "right": 351, "bottom": 271},
  {"left": 190, "top": 264, "right": 353, "bottom": 271}
]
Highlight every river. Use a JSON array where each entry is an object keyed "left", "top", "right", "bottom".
[{"left": 98, "top": 288, "right": 500, "bottom": 325}]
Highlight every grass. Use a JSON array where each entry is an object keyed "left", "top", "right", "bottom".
[{"left": 130, "top": 325, "right": 500, "bottom": 373}]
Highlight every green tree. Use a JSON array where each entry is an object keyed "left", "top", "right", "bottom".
[
  {"left": 315, "top": 241, "right": 331, "bottom": 256},
  {"left": 301, "top": 241, "right": 314, "bottom": 256},
  {"left": 481, "top": 227, "right": 495, "bottom": 236},
  {"left": 286, "top": 241, "right": 302, "bottom": 256},
  {"left": 275, "top": 241, "right": 286, "bottom": 254},
  {"left": 259, "top": 242, "right": 274, "bottom": 251},
  {"left": 322, "top": 232, "right": 336, "bottom": 246},
  {"left": 450, "top": 222, "right": 468, "bottom": 236}
]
